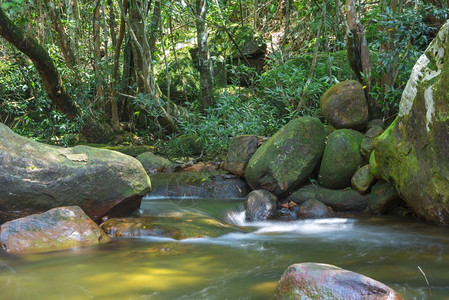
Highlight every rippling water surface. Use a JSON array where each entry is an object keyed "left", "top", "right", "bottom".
[{"left": 1, "top": 195, "right": 449, "bottom": 299}]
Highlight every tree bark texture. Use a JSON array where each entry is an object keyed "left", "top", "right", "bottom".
[
  {"left": 346, "top": 0, "right": 381, "bottom": 119},
  {"left": 196, "top": 0, "right": 214, "bottom": 109}
]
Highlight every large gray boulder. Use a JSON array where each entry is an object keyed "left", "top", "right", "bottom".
[
  {"left": 0, "top": 206, "right": 110, "bottom": 253},
  {"left": 245, "top": 117, "right": 326, "bottom": 197},
  {"left": 275, "top": 263, "right": 403, "bottom": 299},
  {"left": 318, "top": 129, "right": 364, "bottom": 189},
  {"left": 373, "top": 21, "right": 449, "bottom": 224},
  {"left": 0, "top": 123, "right": 151, "bottom": 222}
]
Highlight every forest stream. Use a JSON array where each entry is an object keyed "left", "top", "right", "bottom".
[{"left": 0, "top": 174, "right": 448, "bottom": 299}]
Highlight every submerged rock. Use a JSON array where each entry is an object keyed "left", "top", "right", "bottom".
[
  {"left": 320, "top": 80, "right": 369, "bottom": 131},
  {"left": 149, "top": 172, "right": 250, "bottom": 199},
  {"left": 298, "top": 200, "right": 334, "bottom": 219},
  {"left": 373, "top": 21, "right": 449, "bottom": 224},
  {"left": 287, "top": 184, "right": 369, "bottom": 212},
  {"left": 0, "top": 206, "right": 110, "bottom": 253},
  {"left": 245, "top": 117, "right": 326, "bottom": 197},
  {"left": 0, "top": 123, "right": 151, "bottom": 222},
  {"left": 244, "top": 190, "right": 278, "bottom": 221},
  {"left": 222, "top": 135, "right": 261, "bottom": 177},
  {"left": 100, "top": 212, "right": 238, "bottom": 239},
  {"left": 275, "top": 263, "right": 403, "bottom": 299},
  {"left": 318, "top": 129, "right": 364, "bottom": 189}
]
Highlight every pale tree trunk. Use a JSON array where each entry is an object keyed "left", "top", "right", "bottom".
[
  {"left": 109, "top": 0, "right": 123, "bottom": 131},
  {"left": 0, "top": 7, "right": 115, "bottom": 143},
  {"left": 119, "top": 0, "right": 175, "bottom": 131},
  {"left": 93, "top": 0, "right": 105, "bottom": 111},
  {"left": 196, "top": 0, "right": 214, "bottom": 110},
  {"left": 149, "top": 0, "right": 161, "bottom": 55},
  {"left": 346, "top": 0, "right": 381, "bottom": 119}
]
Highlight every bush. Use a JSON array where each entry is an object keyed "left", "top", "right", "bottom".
[{"left": 164, "top": 88, "right": 280, "bottom": 159}]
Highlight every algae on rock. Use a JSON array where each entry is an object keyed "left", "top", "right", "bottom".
[{"left": 373, "top": 21, "right": 449, "bottom": 224}]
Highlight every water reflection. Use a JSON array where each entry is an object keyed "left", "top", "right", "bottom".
[{"left": 1, "top": 197, "right": 449, "bottom": 299}]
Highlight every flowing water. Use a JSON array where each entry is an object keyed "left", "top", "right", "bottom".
[{"left": 1, "top": 191, "right": 449, "bottom": 299}]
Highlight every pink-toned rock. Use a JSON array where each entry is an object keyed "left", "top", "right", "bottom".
[
  {"left": 0, "top": 206, "right": 110, "bottom": 253},
  {"left": 182, "top": 162, "right": 219, "bottom": 172},
  {"left": 275, "top": 263, "right": 403, "bottom": 299}
]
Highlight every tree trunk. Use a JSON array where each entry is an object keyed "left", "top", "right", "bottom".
[
  {"left": 196, "top": 0, "right": 214, "bottom": 109},
  {"left": 149, "top": 0, "right": 161, "bottom": 55},
  {"left": 0, "top": 7, "right": 115, "bottom": 143},
  {"left": 346, "top": 0, "right": 381, "bottom": 119},
  {"left": 93, "top": 0, "right": 105, "bottom": 110}
]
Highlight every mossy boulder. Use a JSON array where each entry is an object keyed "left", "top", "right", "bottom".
[
  {"left": 0, "top": 123, "right": 151, "bottom": 222},
  {"left": 244, "top": 190, "right": 278, "bottom": 221},
  {"left": 318, "top": 129, "right": 364, "bottom": 189},
  {"left": 351, "top": 165, "right": 375, "bottom": 193},
  {"left": 275, "top": 263, "right": 403, "bottom": 300},
  {"left": 287, "top": 184, "right": 369, "bottom": 212},
  {"left": 0, "top": 206, "right": 110, "bottom": 253},
  {"left": 373, "top": 21, "right": 449, "bottom": 224},
  {"left": 136, "top": 152, "right": 178, "bottom": 174},
  {"left": 368, "top": 181, "right": 401, "bottom": 214},
  {"left": 360, "top": 125, "right": 384, "bottom": 160},
  {"left": 245, "top": 117, "right": 326, "bottom": 197},
  {"left": 222, "top": 135, "right": 261, "bottom": 177},
  {"left": 320, "top": 80, "right": 369, "bottom": 131}
]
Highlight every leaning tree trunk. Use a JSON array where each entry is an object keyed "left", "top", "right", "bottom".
[
  {"left": 196, "top": 0, "right": 214, "bottom": 110},
  {"left": 0, "top": 7, "right": 115, "bottom": 143}
]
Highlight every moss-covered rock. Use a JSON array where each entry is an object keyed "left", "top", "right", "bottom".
[
  {"left": 136, "top": 152, "right": 178, "bottom": 174},
  {"left": 360, "top": 125, "right": 384, "bottom": 160},
  {"left": 368, "top": 180, "right": 401, "bottom": 214},
  {"left": 373, "top": 21, "right": 449, "bottom": 224},
  {"left": 275, "top": 263, "right": 403, "bottom": 300},
  {"left": 369, "top": 151, "right": 381, "bottom": 178},
  {"left": 351, "top": 165, "right": 375, "bottom": 193},
  {"left": 222, "top": 135, "right": 261, "bottom": 177},
  {"left": 318, "top": 129, "right": 364, "bottom": 189},
  {"left": 320, "top": 80, "right": 369, "bottom": 131},
  {"left": 0, "top": 123, "right": 151, "bottom": 222},
  {"left": 287, "top": 184, "right": 369, "bottom": 212},
  {"left": 245, "top": 117, "right": 326, "bottom": 197},
  {"left": 0, "top": 206, "right": 110, "bottom": 253}
]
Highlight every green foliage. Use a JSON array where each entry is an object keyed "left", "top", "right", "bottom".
[
  {"left": 165, "top": 88, "right": 280, "bottom": 159},
  {"left": 363, "top": 2, "right": 449, "bottom": 117},
  {"left": 256, "top": 51, "right": 352, "bottom": 119}
]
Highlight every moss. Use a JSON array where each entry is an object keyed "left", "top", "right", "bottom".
[{"left": 369, "top": 151, "right": 380, "bottom": 178}]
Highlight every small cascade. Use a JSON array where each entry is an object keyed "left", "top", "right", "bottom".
[{"left": 225, "top": 210, "right": 246, "bottom": 226}]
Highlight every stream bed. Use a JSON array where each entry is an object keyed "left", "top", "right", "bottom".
[{"left": 1, "top": 193, "right": 449, "bottom": 299}]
